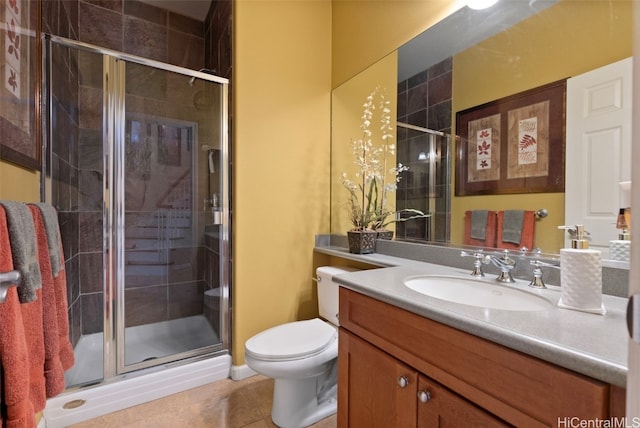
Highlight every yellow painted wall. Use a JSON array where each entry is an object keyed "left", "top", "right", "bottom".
[
  {"left": 233, "top": 0, "right": 332, "bottom": 366},
  {"left": 451, "top": 0, "right": 632, "bottom": 253},
  {"left": 0, "top": 161, "right": 39, "bottom": 201},
  {"left": 331, "top": 53, "right": 398, "bottom": 234},
  {"left": 331, "top": 0, "right": 463, "bottom": 88}
]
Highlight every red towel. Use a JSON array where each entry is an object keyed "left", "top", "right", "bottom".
[
  {"left": 496, "top": 210, "right": 536, "bottom": 250},
  {"left": 463, "top": 210, "right": 497, "bottom": 248},
  {"left": 28, "top": 206, "right": 67, "bottom": 398},
  {"left": 34, "top": 205, "right": 74, "bottom": 371},
  {"left": 52, "top": 247, "right": 74, "bottom": 371},
  {"left": 12, "top": 220, "right": 46, "bottom": 412},
  {"left": 0, "top": 207, "right": 37, "bottom": 428},
  {"left": 28, "top": 204, "right": 74, "bottom": 371}
]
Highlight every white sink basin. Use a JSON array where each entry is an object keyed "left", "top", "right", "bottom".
[{"left": 404, "top": 275, "right": 552, "bottom": 311}]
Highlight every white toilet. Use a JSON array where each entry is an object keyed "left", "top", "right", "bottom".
[{"left": 244, "top": 266, "right": 357, "bottom": 428}]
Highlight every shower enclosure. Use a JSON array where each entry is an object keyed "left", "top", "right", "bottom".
[
  {"left": 42, "top": 36, "right": 230, "bottom": 389},
  {"left": 395, "top": 122, "right": 451, "bottom": 242}
]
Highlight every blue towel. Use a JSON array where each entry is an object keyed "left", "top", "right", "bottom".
[
  {"left": 32, "top": 203, "right": 64, "bottom": 277},
  {"left": 0, "top": 200, "right": 42, "bottom": 303},
  {"left": 502, "top": 210, "right": 525, "bottom": 244},
  {"left": 470, "top": 210, "right": 489, "bottom": 240}
]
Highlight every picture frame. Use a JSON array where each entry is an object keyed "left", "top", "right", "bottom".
[
  {"left": 455, "top": 80, "right": 566, "bottom": 196},
  {"left": 0, "top": 0, "right": 41, "bottom": 170}
]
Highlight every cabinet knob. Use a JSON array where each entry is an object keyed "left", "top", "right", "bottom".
[
  {"left": 397, "top": 376, "right": 409, "bottom": 388},
  {"left": 418, "top": 390, "right": 431, "bottom": 403}
]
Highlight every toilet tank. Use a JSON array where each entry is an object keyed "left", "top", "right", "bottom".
[{"left": 316, "top": 266, "right": 359, "bottom": 326}]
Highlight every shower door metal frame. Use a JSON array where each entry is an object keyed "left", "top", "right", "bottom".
[{"left": 43, "top": 35, "right": 231, "bottom": 381}]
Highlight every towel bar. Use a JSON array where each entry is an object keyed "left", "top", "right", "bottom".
[
  {"left": 535, "top": 208, "right": 548, "bottom": 219},
  {"left": 0, "top": 270, "right": 20, "bottom": 303}
]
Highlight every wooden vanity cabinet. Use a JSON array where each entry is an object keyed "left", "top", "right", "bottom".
[
  {"left": 417, "top": 375, "right": 511, "bottom": 427},
  {"left": 338, "top": 329, "right": 417, "bottom": 427},
  {"left": 339, "top": 329, "right": 510, "bottom": 427},
  {"left": 338, "top": 288, "right": 625, "bottom": 427}
]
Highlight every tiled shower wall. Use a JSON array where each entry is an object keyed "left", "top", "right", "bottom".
[
  {"left": 205, "top": 0, "right": 232, "bottom": 79},
  {"left": 204, "top": 0, "right": 232, "bottom": 328},
  {"left": 396, "top": 57, "right": 452, "bottom": 243},
  {"left": 42, "top": 0, "right": 231, "bottom": 343}
]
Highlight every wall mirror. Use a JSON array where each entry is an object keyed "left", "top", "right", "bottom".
[{"left": 330, "top": 0, "right": 632, "bottom": 265}]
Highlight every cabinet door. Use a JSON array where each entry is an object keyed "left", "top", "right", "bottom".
[
  {"left": 338, "top": 329, "right": 417, "bottom": 428},
  {"left": 417, "top": 375, "right": 511, "bottom": 427}
]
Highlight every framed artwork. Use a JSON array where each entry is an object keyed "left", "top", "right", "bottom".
[
  {"left": 0, "top": 0, "right": 41, "bottom": 170},
  {"left": 455, "top": 80, "right": 566, "bottom": 196}
]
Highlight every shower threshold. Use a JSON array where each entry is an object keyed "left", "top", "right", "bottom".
[
  {"left": 65, "top": 314, "right": 219, "bottom": 386},
  {"left": 45, "top": 353, "right": 230, "bottom": 427}
]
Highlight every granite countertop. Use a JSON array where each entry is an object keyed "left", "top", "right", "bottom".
[{"left": 316, "top": 245, "right": 628, "bottom": 388}]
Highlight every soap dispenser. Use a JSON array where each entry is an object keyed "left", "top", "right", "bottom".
[
  {"left": 557, "top": 225, "right": 605, "bottom": 315},
  {"left": 609, "top": 208, "right": 631, "bottom": 262}
]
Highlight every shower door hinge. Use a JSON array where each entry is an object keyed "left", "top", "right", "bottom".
[{"left": 627, "top": 294, "right": 640, "bottom": 343}]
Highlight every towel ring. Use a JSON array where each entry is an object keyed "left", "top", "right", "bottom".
[{"left": 0, "top": 270, "right": 20, "bottom": 303}]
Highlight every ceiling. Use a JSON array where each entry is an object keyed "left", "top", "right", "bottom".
[
  {"left": 138, "top": 0, "right": 212, "bottom": 21},
  {"left": 398, "top": 0, "right": 558, "bottom": 81},
  {"left": 136, "top": 1, "right": 558, "bottom": 76}
]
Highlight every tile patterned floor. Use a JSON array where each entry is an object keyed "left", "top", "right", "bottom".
[{"left": 69, "top": 375, "right": 337, "bottom": 428}]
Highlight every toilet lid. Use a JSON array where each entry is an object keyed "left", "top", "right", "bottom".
[{"left": 245, "top": 318, "right": 337, "bottom": 361}]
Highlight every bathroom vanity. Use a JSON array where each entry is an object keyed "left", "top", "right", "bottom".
[
  {"left": 315, "top": 243, "right": 628, "bottom": 427},
  {"left": 338, "top": 288, "right": 623, "bottom": 426}
]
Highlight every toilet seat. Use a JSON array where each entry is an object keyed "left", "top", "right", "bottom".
[{"left": 245, "top": 318, "right": 336, "bottom": 362}]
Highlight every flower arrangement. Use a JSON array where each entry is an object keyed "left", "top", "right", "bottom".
[{"left": 340, "top": 87, "right": 429, "bottom": 235}]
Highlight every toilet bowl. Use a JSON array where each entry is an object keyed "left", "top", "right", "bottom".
[{"left": 244, "top": 266, "right": 357, "bottom": 428}]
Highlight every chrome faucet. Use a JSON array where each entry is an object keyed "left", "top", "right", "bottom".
[
  {"left": 528, "top": 259, "right": 560, "bottom": 289},
  {"left": 460, "top": 250, "right": 488, "bottom": 277},
  {"left": 486, "top": 250, "right": 516, "bottom": 283}
]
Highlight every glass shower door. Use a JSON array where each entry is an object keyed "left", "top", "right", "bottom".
[{"left": 117, "top": 60, "right": 228, "bottom": 373}]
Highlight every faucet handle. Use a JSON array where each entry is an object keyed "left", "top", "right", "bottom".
[
  {"left": 528, "top": 259, "right": 560, "bottom": 289},
  {"left": 487, "top": 248, "right": 513, "bottom": 260},
  {"left": 460, "top": 250, "right": 483, "bottom": 258},
  {"left": 460, "top": 250, "right": 488, "bottom": 277},
  {"left": 501, "top": 249, "right": 513, "bottom": 261},
  {"left": 528, "top": 260, "right": 547, "bottom": 289},
  {"left": 486, "top": 250, "right": 516, "bottom": 283},
  {"left": 519, "top": 247, "right": 542, "bottom": 256}
]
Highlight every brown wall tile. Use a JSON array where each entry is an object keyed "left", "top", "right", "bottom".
[
  {"left": 79, "top": 252, "right": 104, "bottom": 293},
  {"left": 168, "top": 30, "right": 204, "bottom": 70},
  {"left": 124, "top": 0, "right": 166, "bottom": 26},
  {"left": 81, "top": 292, "right": 103, "bottom": 334},
  {"left": 79, "top": 2, "right": 123, "bottom": 51},
  {"left": 83, "top": 0, "right": 123, "bottom": 14},
  {"left": 428, "top": 71, "right": 452, "bottom": 106},
  {"left": 125, "top": 285, "right": 168, "bottom": 327},
  {"left": 168, "top": 281, "right": 204, "bottom": 320},
  {"left": 124, "top": 16, "right": 168, "bottom": 62},
  {"left": 169, "top": 11, "right": 203, "bottom": 37}
]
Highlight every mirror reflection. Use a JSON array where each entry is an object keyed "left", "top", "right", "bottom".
[{"left": 330, "top": 0, "right": 632, "bottom": 264}]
